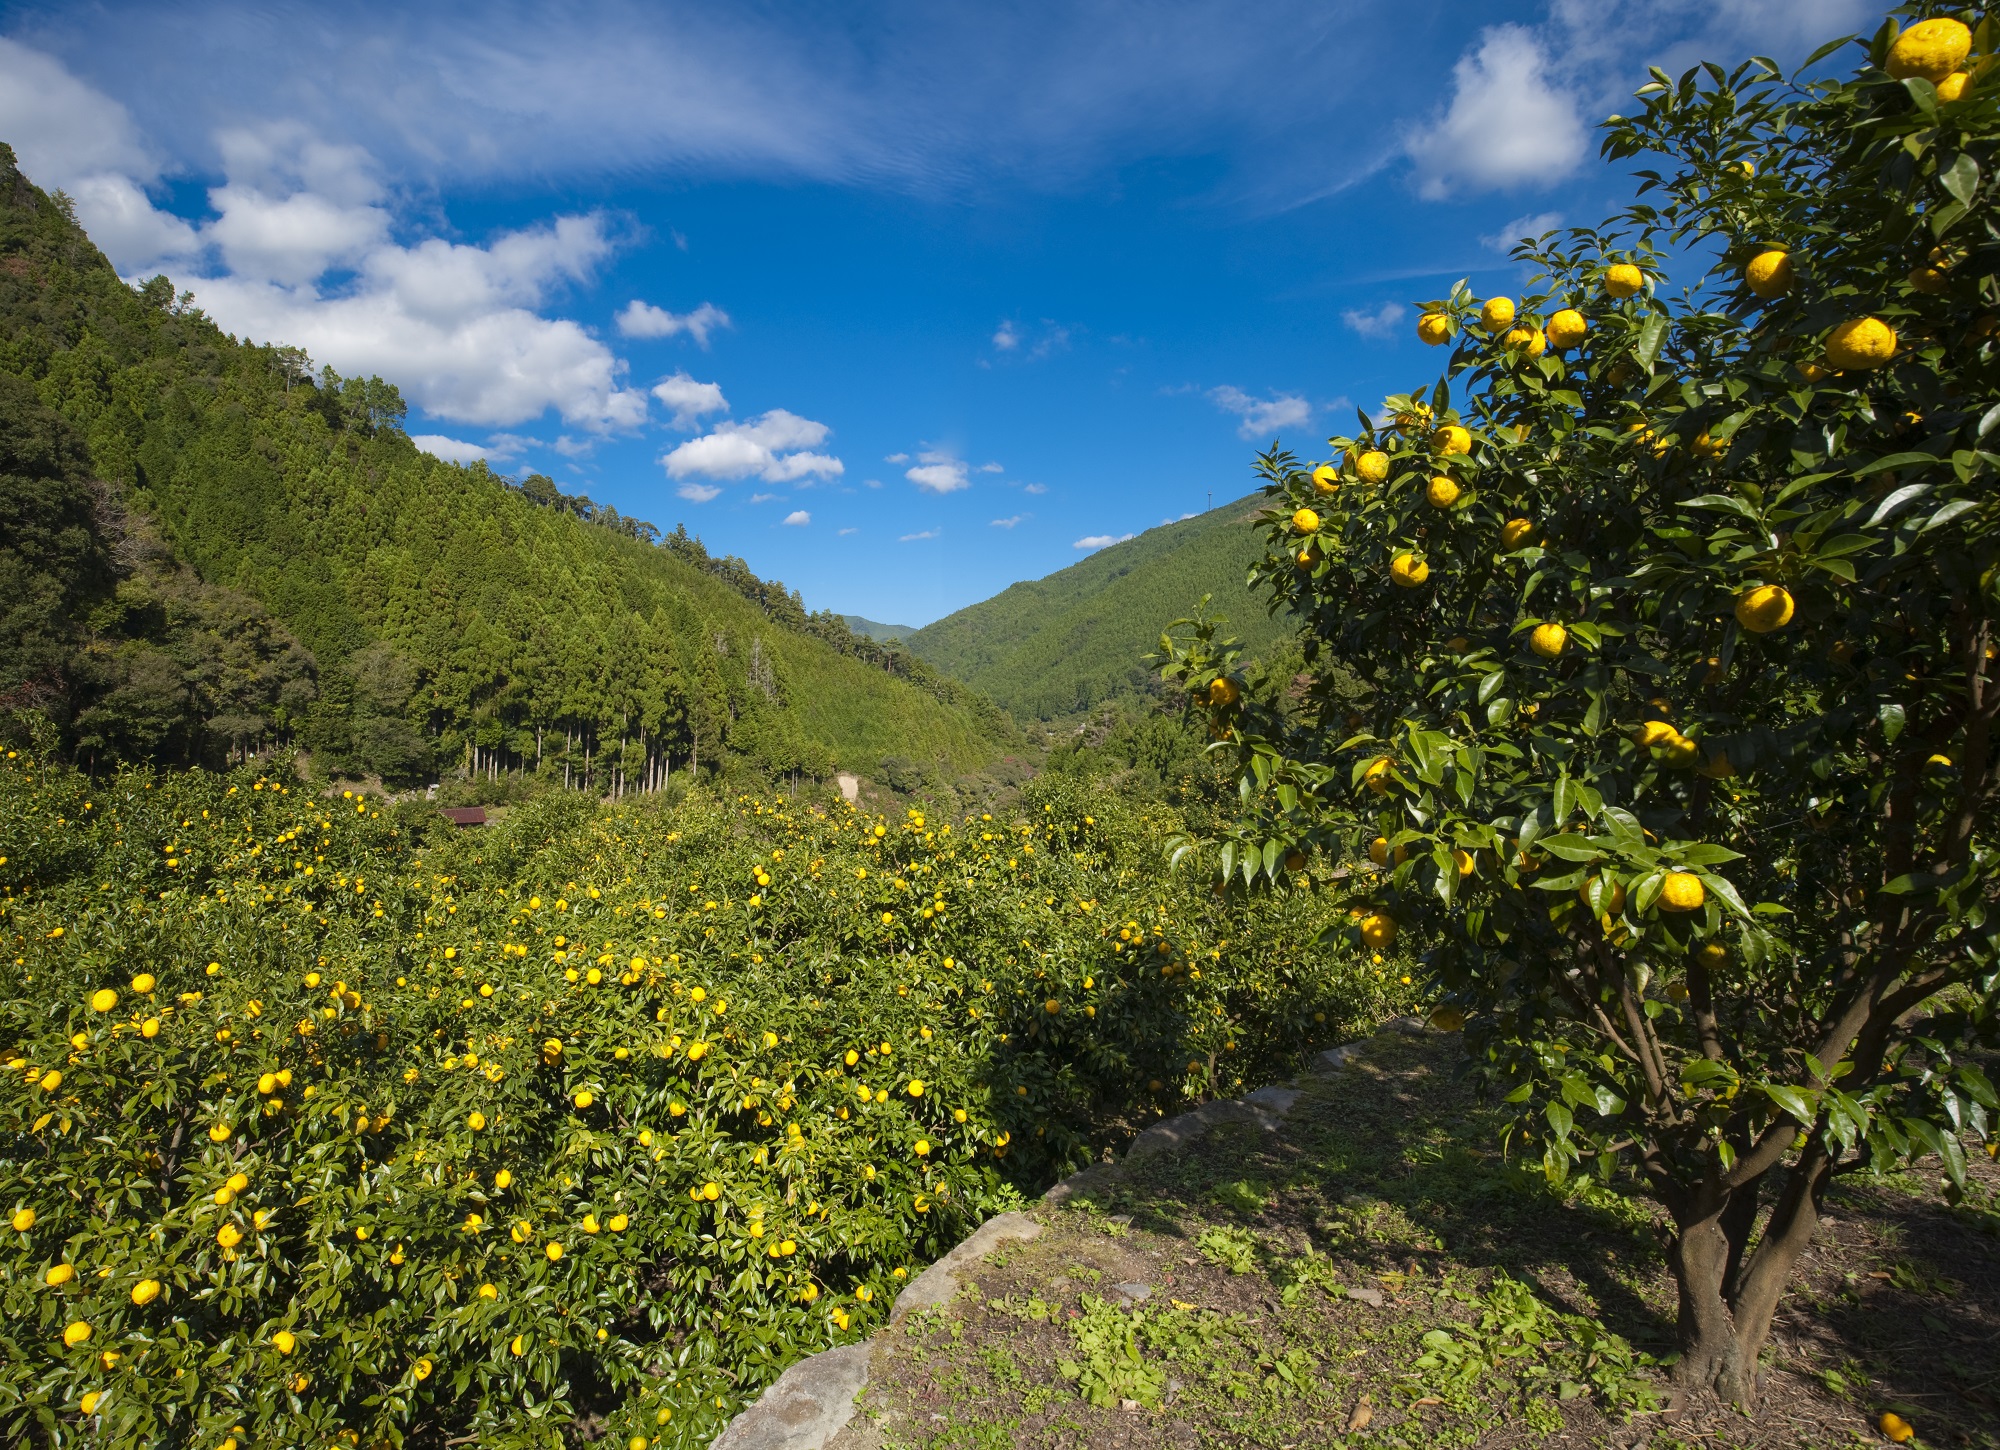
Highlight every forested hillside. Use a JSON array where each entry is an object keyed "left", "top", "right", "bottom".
[
  {"left": 0, "top": 144, "right": 1011, "bottom": 787},
  {"left": 905, "top": 497, "right": 1297, "bottom": 721}
]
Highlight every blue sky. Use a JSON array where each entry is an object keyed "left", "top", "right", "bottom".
[{"left": 1, "top": 0, "right": 1872, "bottom": 626}]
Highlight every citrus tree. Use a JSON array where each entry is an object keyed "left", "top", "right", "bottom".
[{"left": 1164, "top": 7, "right": 1999, "bottom": 1410}]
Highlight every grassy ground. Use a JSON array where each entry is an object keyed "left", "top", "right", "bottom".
[{"left": 830, "top": 1031, "right": 2000, "bottom": 1450}]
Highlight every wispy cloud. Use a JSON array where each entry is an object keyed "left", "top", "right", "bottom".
[
  {"left": 1482, "top": 210, "right": 1563, "bottom": 252},
  {"left": 992, "top": 320, "right": 1020, "bottom": 351},
  {"left": 782, "top": 509, "right": 810, "bottom": 525},
  {"left": 900, "top": 528, "right": 940, "bottom": 542},
  {"left": 1341, "top": 302, "right": 1404, "bottom": 341},
  {"left": 838, "top": 526, "right": 858, "bottom": 536},
  {"left": 1208, "top": 384, "right": 1311, "bottom": 441},
  {"left": 990, "top": 514, "right": 1025, "bottom": 528},
  {"left": 978, "top": 461, "right": 1004, "bottom": 474},
  {"left": 1074, "top": 532, "right": 1135, "bottom": 550},
  {"left": 617, "top": 299, "right": 732, "bottom": 346},
  {"left": 1024, "top": 482, "right": 1047, "bottom": 495},
  {"left": 677, "top": 482, "right": 722, "bottom": 503}
]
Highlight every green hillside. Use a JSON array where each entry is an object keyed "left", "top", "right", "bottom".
[
  {"left": 0, "top": 144, "right": 1011, "bottom": 785},
  {"left": 904, "top": 497, "right": 1296, "bottom": 721}
]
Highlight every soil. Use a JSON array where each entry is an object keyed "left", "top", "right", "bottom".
[{"left": 829, "top": 1031, "right": 2000, "bottom": 1449}]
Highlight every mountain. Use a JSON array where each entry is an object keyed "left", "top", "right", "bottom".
[
  {"left": 904, "top": 497, "right": 1295, "bottom": 722},
  {"left": 0, "top": 143, "right": 1013, "bottom": 787},
  {"left": 840, "top": 614, "right": 919, "bottom": 643}
]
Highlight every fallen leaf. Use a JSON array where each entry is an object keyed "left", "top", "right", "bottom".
[
  {"left": 1346, "top": 1400, "right": 1373, "bottom": 1432},
  {"left": 1413, "top": 1396, "right": 1443, "bottom": 1406}
]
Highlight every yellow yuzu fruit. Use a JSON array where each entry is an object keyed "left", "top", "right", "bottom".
[
  {"left": 1389, "top": 553, "right": 1429, "bottom": 587},
  {"left": 1208, "top": 677, "right": 1240, "bottom": 708},
  {"left": 1359, "top": 913, "right": 1398, "bottom": 949},
  {"left": 1886, "top": 18, "right": 1970, "bottom": 83},
  {"left": 1416, "top": 311, "right": 1452, "bottom": 345},
  {"left": 1431, "top": 424, "right": 1472, "bottom": 456},
  {"left": 1936, "top": 70, "right": 1971, "bottom": 101},
  {"left": 1735, "top": 584, "right": 1795, "bottom": 633},
  {"left": 1425, "top": 475, "right": 1461, "bottom": 508},
  {"left": 1355, "top": 449, "right": 1390, "bottom": 482},
  {"left": 1824, "top": 317, "right": 1896, "bottom": 370},
  {"left": 1529, "top": 622, "right": 1567, "bottom": 659},
  {"left": 1604, "top": 263, "right": 1645, "bottom": 298},
  {"left": 1500, "top": 517, "right": 1535, "bottom": 550},
  {"left": 1546, "top": 309, "right": 1587, "bottom": 349},
  {"left": 1292, "top": 507, "right": 1320, "bottom": 534},
  {"left": 1744, "top": 249, "right": 1791, "bottom": 298},
  {"left": 1659, "top": 872, "right": 1706, "bottom": 912},
  {"left": 1312, "top": 463, "right": 1339, "bottom": 494}
]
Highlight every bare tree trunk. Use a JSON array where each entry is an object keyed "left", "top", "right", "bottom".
[{"left": 1665, "top": 1143, "right": 1833, "bottom": 1410}]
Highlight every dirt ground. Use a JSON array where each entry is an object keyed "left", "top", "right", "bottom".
[{"left": 830, "top": 1031, "right": 2000, "bottom": 1450}]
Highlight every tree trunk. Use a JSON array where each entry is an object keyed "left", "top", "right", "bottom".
[{"left": 1665, "top": 1142, "right": 1833, "bottom": 1411}]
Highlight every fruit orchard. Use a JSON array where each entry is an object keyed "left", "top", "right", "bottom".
[
  {"left": 0, "top": 750, "right": 1403, "bottom": 1448},
  {"left": 1167, "top": 5, "right": 1999, "bottom": 1412}
]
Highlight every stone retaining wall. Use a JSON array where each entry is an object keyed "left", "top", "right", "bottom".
[{"left": 708, "top": 1018, "right": 1428, "bottom": 1450}]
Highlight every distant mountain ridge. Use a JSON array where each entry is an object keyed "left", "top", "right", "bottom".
[
  {"left": 903, "top": 497, "right": 1294, "bottom": 722},
  {"left": 840, "top": 614, "right": 919, "bottom": 643}
]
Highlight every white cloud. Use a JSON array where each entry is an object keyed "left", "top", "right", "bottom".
[
  {"left": 1160, "top": 512, "right": 1197, "bottom": 523},
  {"left": 749, "top": 492, "right": 778, "bottom": 503},
  {"left": 1024, "top": 482, "right": 1047, "bottom": 495},
  {"left": 782, "top": 509, "right": 811, "bottom": 526},
  {"left": 1405, "top": 26, "right": 1586, "bottom": 199},
  {"left": 906, "top": 449, "right": 970, "bottom": 494},
  {"left": 884, "top": 452, "right": 910, "bottom": 464},
  {"left": 411, "top": 434, "right": 492, "bottom": 464},
  {"left": 652, "top": 372, "right": 730, "bottom": 428},
  {"left": 900, "top": 529, "right": 940, "bottom": 541},
  {"left": 661, "top": 408, "right": 844, "bottom": 485},
  {"left": 990, "top": 514, "right": 1025, "bottom": 528},
  {"left": 617, "top": 299, "right": 732, "bottom": 346},
  {"left": 992, "top": 320, "right": 1020, "bottom": 351},
  {"left": 0, "top": 46, "right": 651, "bottom": 432},
  {"left": 66, "top": 173, "right": 201, "bottom": 269},
  {"left": 978, "top": 461, "right": 1004, "bottom": 473},
  {"left": 677, "top": 482, "right": 722, "bottom": 502},
  {"left": 1483, "top": 210, "right": 1565, "bottom": 252},
  {"left": 0, "top": 38, "right": 202, "bottom": 270},
  {"left": 1341, "top": 302, "right": 1404, "bottom": 340},
  {"left": 1208, "top": 384, "right": 1311, "bottom": 441},
  {"left": 1075, "top": 533, "right": 1136, "bottom": 550},
  {"left": 838, "top": 527, "right": 859, "bottom": 536}
]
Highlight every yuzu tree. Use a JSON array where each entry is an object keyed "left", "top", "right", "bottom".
[{"left": 1166, "top": 6, "right": 1999, "bottom": 1410}]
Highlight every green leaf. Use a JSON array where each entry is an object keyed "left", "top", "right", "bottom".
[
  {"left": 1760, "top": 1084, "right": 1819, "bottom": 1127},
  {"left": 1634, "top": 314, "right": 1667, "bottom": 373},
  {"left": 1939, "top": 151, "right": 1980, "bottom": 205},
  {"left": 1879, "top": 702, "right": 1906, "bottom": 744}
]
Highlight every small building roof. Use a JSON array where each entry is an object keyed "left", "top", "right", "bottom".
[{"left": 439, "top": 806, "right": 487, "bottom": 827}]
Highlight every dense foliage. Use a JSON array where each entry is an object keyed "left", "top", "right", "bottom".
[
  {"left": 906, "top": 496, "right": 1296, "bottom": 722},
  {"left": 0, "top": 144, "right": 1010, "bottom": 789},
  {"left": 0, "top": 750, "right": 1404, "bottom": 1447},
  {"left": 1167, "top": 6, "right": 2000, "bottom": 1410}
]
